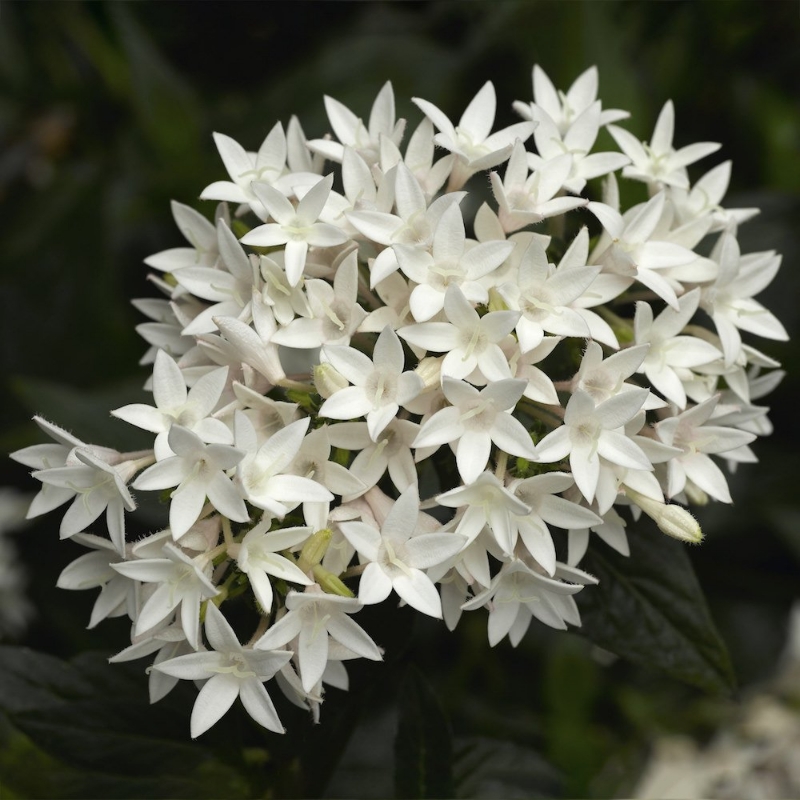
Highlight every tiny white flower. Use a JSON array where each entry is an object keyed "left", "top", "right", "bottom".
[
  {"left": 154, "top": 602, "right": 293, "bottom": 737},
  {"left": 340, "top": 486, "right": 465, "bottom": 619}
]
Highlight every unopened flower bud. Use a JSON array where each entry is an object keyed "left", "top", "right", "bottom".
[
  {"left": 487, "top": 288, "right": 508, "bottom": 313},
  {"left": 625, "top": 488, "right": 703, "bottom": 544},
  {"left": 312, "top": 565, "right": 355, "bottom": 597},
  {"left": 313, "top": 363, "right": 348, "bottom": 399},
  {"left": 297, "top": 528, "right": 332, "bottom": 573},
  {"left": 415, "top": 357, "right": 442, "bottom": 390},
  {"left": 684, "top": 484, "right": 709, "bottom": 506}
]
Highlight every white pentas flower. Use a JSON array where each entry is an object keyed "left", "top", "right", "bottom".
[
  {"left": 513, "top": 64, "right": 629, "bottom": 136},
  {"left": 634, "top": 289, "right": 723, "bottom": 409},
  {"left": 656, "top": 396, "right": 757, "bottom": 503},
  {"left": 525, "top": 101, "right": 631, "bottom": 194},
  {"left": 588, "top": 191, "right": 696, "bottom": 309},
  {"left": 271, "top": 249, "right": 366, "bottom": 349},
  {"left": 340, "top": 486, "right": 466, "bottom": 618},
  {"left": 571, "top": 340, "right": 652, "bottom": 406},
  {"left": 112, "top": 350, "right": 232, "bottom": 459},
  {"left": 307, "top": 81, "right": 405, "bottom": 166},
  {"left": 144, "top": 200, "right": 220, "bottom": 273},
  {"left": 32, "top": 448, "right": 140, "bottom": 555},
  {"left": 498, "top": 233, "right": 600, "bottom": 351},
  {"left": 172, "top": 218, "right": 258, "bottom": 336},
  {"left": 462, "top": 559, "right": 597, "bottom": 645},
  {"left": 413, "top": 378, "right": 537, "bottom": 485},
  {"left": 229, "top": 519, "right": 313, "bottom": 613},
  {"left": 327, "top": 418, "right": 420, "bottom": 497},
  {"left": 133, "top": 425, "right": 248, "bottom": 538},
  {"left": 10, "top": 67, "right": 788, "bottom": 738},
  {"left": 394, "top": 202, "right": 515, "bottom": 321},
  {"left": 413, "top": 80, "right": 536, "bottom": 189},
  {"left": 536, "top": 389, "right": 653, "bottom": 504},
  {"left": 489, "top": 142, "right": 588, "bottom": 233},
  {"left": 608, "top": 100, "right": 721, "bottom": 190},
  {"left": 319, "top": 326, "right": 422, "bottom": 441},
  {"left": 154, "top": 601, "right": 293, "bottom": 738},
  {"left": 12, "top": 416, "right": 98, "bottom": 519},
  {"left": 256, "top": 586, "right": 382, "bottom": 693},
  {"left": 241, "top": 174, "right": 349, "bottom": 286},
  {"left": 199, "top": 123, "right": 289, "bottom": 217},
  {"left": 508, "top": 472, "right": 603, "bottom": 575},
  {"left": 436, "top": 472, "right": 531, "bottom": 554},
  {"left": 701, "top": 233, "right": 788, "bottom": 367},
  {"left": 670, "top": 160, "right": 760, "bottom": 231},
  {"left": 112, "top": 542, "right": 218, "bottom": 649},
  {"left": 56, "top": 532, "right": 136, "bottom": 629},
  {"left": 398, "top": 284, "right": 519, "bottom": 382},
  {"left": 234, "top": 414, "right": 333, "bottom": 517}
]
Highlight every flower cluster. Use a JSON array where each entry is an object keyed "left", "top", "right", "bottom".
[{"left": 12, "top": 66, "right": 786, "bottom": 737}]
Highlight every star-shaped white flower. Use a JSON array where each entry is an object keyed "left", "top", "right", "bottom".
[
  {"left": 256, "top": 586, "right": 382, "bottom": 693},
  {"left": 33, "top": 448, "right": 137, "bottom": 554},
  {"left": 307, "top": 81, "right": 406, "bottom": 166},
  {"left": 535, "top": 389, "right": 653, "bottom": 503},
  {"left": 241, "top": 174, "right": 349, "bottom": 286},
  {"left": 339, "top": 486, "right": 465, "bottom": 618},
  {"left": 413, "top": 81, "right": 536, "bottom": 189},
  {"left": 319, "top": 326, "right": 422, "bottom": 441},
  {"left": 397, "top": 284, "right": 519, "bottom": 383},
  {"left": 608, "top": 100, "right": 721, "bottom": 190},
  {"left": 112, "top": 350, "right": 232, "bottom": 460},
  {"left": 132, "top": 425, "right": 248, "bottom": 538},
  {"left": 230, "top": 519, "right": 313, "bottom": 613},
  {"left": 513, "top": 65, "right": 629, "bottom": 136},
  {"left": 588, "top": 192, "right": 696, "bottom": 309},
  {"left": 394, "top": 202, "right": 514, "bottom": 321},
  {"left": 634, "top": 289, "right": 722, "bottom": 408},
  {"left": 489, "top": 143, "right": 588, "bottom": 232},
  {"left": 234, "top": 414, "right": 333, "bottom": 517},
  {"left": 112, "top": 542, "right": 219, "bottom": 649},
  {"left": 413, "top": 378, "right": 537, "bottom": 485},
  {"left": 154, "top": 602, "right": 293, "bottom": 737},
  {"left": 656, "top": 396, "right": 756, "bottom": 503},
  {"left": 199, "top": 123, "right": 289, "bottom": 217}
]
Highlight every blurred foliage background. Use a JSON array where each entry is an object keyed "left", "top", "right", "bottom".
[{"left": 1, "top": 1, "right": 799, "bottom": 797}]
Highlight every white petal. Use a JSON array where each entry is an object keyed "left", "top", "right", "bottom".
[
  {"left": 393, "top": 569, "right": 442, "bottom": 618},
  {"left": 191, "top": 673, "right": 240, "bottom": 738}
]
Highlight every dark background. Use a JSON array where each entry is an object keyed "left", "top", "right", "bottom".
[{"left": 1, "top": 2, "right": 799, "bottom": 797}]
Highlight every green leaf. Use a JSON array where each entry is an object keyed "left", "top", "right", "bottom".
[
  {"left": 0, "top": 647, "right": 250, "bottom": 799},
  {"left": 454, "top": 737, "right": 562, "bottom": 800},
  {"left": 12, "top": 376, "right": 152, "bottom": 451},
  {"left": 576, "top": 524, "right": 736, "bottom": 694},
  {"left": 394, "top": 664, "right": 454, "bottom": 799}
]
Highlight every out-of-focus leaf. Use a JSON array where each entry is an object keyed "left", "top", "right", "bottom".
[
  {"left": 0, "top": 647, "right": 250, "bottom": 799},
  {"left": 110, "top": 4, "right": 203, "bottom": 168},
  {"left": 12, "top": 376, "right": 152, "bottom": 451},
  {"left": 453, "top": 737, "right": 562, "bottom": 800},
  {"left": 394, "top": 664, "right": 454, "bottom": 799},
  {"left": 576, "top": 524, "right": 736, "bottom": 695}
]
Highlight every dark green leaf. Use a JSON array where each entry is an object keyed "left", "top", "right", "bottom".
[
  {"left": 12, "top": 376, "right": 152, "bottom": 451},
  {"left": 0, "top": 647, "right": 250, "bottom": 799},
  {"left": 453, "top": 737, "right": 562, "bottom": 800},
  {"left": 394, "top": 664, "right": 454, "bottom": 799},
  {"left": 576, "top": 524, "right": 736, "bottom": 694}
]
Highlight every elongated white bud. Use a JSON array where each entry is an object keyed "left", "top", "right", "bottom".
[{"left": 625, "top": 488, "right": 703, "bottom": 544}]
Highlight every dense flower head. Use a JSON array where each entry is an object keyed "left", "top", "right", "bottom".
[{"left": 11, "top": 65, "right": 787, "bottom": 737}]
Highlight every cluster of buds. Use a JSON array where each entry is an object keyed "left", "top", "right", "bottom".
[{"left": 12, "top": 66, "right": 786, "bottom": 738}]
